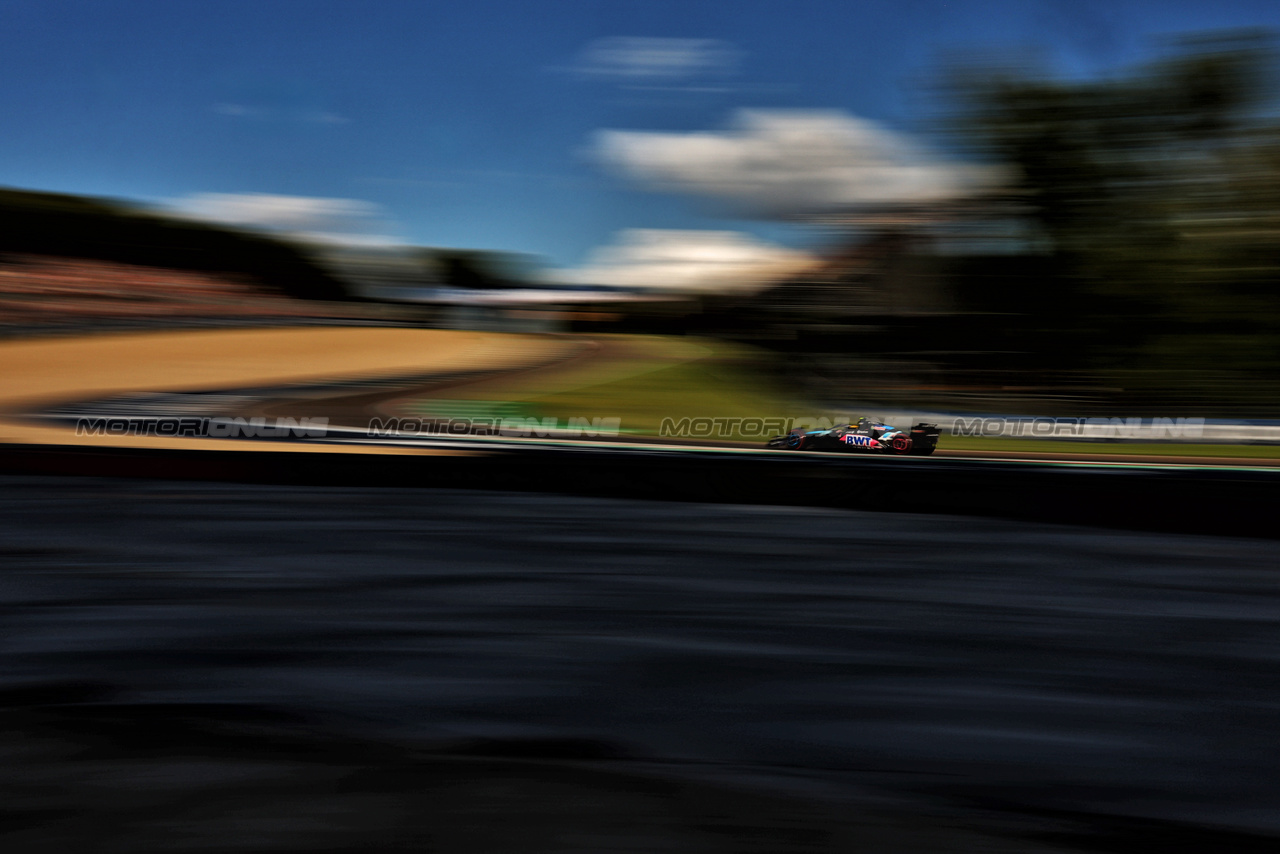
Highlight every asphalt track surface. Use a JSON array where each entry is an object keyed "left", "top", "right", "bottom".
[{"left": 3, "top": 476, "right": 1280, "bottom": 853}]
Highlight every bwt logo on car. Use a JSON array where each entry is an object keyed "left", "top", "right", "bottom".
[{"left": 842, "top": 435, "right": 876, "bottom": 447}]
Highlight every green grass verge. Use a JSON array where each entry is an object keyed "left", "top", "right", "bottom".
[
  {"left": 399, "top": 335, "right": 800, "bottom": 442},
  {"left": 520, "top": 341, "right": 800, "bottom": 442}
]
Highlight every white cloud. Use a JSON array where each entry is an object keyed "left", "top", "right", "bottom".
[
  {"left": 595, "top": 109, "right": 1000, "bottom": 217},
  {"left": 547, "top": 229, "right": 816, "bottom": 294},
  {"left": 167, "top": 193, "right": 398, "bottom": 246},
  {"left": 572, "top": 37, "right": 741, "bottom": 83},
  {"left": 211, "top": 103, "right": 350, "bottom": 124}
]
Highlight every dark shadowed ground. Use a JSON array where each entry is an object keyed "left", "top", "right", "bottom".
[{"left": 1, "top": 475, "right": 1278, "bottom": 852}]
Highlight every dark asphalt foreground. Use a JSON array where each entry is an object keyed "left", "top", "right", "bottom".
[{"left": 1, "top": 477, "right": 1279, "bottom": 852}]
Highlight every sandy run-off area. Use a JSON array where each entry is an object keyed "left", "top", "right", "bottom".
[{"left": 0, "top": 327, "right": 579, "bottom": 454}]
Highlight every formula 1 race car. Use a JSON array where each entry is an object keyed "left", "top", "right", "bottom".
[{"left": 767, "top": 417, "right": 940, "bottom": 455}]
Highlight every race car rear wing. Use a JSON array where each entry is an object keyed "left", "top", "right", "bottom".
[{"left": 909, "top": 422, "right": 941, "bottom": 454}]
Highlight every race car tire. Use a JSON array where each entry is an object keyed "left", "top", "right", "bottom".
[
  {"left": 784, "top": 431, "right": 808, "bottom": 451},
  {"left": 889, "top": 434, "right": 913, "bottom": 454}
]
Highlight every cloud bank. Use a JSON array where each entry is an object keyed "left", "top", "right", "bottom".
[
  {"left": 168, "top": 193, "right": 397, "bottom": 246},
  {"left": 549, "top": 229, "right": 815, "bottom": 294},
  {"left": 571, "top": 37, "right": 741, "bottom": 85},
  {"left": 595, "top": 110, "right": 999, "bottom": 217}
]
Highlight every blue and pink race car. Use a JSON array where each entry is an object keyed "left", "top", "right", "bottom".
[{"left": 767, "top": 417, "right": 940, "bottom": 455}]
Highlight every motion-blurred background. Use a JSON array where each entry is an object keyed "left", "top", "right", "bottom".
[
  {"left": 4, "top": 2, "right": 1280, "bottom": 418},
  {"left": 4, "top": 4, "right": 1280, "bottom": 853}
]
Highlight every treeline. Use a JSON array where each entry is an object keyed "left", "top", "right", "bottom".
[
  {"left": 940, "top": 32, "right": 1280, "bottom": 411},
  {"left": 722, "top": 35, "right": 1280, "bottom": 415},
  {"left": 420, "top": 248, "right": 541, "bottom": 289},
  {"left": 0, "top": 188, "right": 349, "bottom": 301}
]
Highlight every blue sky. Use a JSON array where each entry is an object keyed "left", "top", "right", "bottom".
[{"left": 3, "top": 0, "right": 1279, "bottom": 273}]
